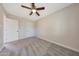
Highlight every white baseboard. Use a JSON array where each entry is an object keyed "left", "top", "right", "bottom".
[
  {"left": 19, "top": 36, "right": 36, "bottom": 40},
  {"left": 38, "top": 36, "right": 79, "bottom": 53}
]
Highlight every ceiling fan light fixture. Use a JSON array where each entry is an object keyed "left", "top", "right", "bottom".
[
  {"left": 21, "top": 3, "right": 45, "bottom": 16},
  {"left": 32, "top": 9, "right": 36, "bottom": 13}
]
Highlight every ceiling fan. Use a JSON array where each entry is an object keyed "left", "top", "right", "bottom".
[{"left": 21, "top": 3, "right": 45, "bottom": 16}]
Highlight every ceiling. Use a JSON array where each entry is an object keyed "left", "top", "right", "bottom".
[{"left": 2, "top": 3, "right": 72, "bottom": 21}]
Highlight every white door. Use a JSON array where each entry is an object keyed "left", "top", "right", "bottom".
[{"left": 4, "top": 18, "right": 18, "bottom": 43}]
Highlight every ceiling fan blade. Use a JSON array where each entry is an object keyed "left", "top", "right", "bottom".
[
  {"left": 36, "top": 7, "right": 45, "bottom": 10},
  {"left": 29, "top": 12, "right": 33, "bottom": 15},
  {"left": 36, "top": 12, "right": 40, "bottom": 16},
  {"left": 32, "top": 3, "right": 35, "bottom": 8},
  {"left": 21, "top": 5, "right": 31, "bottom": 9}
]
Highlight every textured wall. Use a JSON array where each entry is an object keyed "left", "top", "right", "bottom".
[{"left": 36, "top": 4, "right": 79, "bottom": 52}]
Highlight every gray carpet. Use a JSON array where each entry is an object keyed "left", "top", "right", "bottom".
[{"left": 0, "top": 37, "right": 79, "bottom": 56}]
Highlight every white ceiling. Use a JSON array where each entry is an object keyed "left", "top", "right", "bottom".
[{"left": 2, "top": 3, "right": 72, "bottom": 21}]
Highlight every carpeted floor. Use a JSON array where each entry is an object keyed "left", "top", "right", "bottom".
[{"left": 0, "top": 37, "right": 79, "bottom": 56}]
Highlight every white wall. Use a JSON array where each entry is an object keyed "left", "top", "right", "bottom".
[
  {"left": 36, "top": 4, "right": 79, "bottom": 52},
  {"left": 19, "top": 19, "right": 35, "bottom": 39},
  {"left": 6, "top": 14, "right": 35, "bottom": 40}
]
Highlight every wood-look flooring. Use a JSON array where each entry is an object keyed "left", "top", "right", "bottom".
[{"left": 0, "top": 37, "right": 79, "bottom": 56}]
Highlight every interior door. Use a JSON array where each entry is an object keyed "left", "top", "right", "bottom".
[{"left": 4, "top": 18, "right": 18, "bottom": 43}]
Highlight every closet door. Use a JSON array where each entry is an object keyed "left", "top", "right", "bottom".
[{"left": 4, "top": 18, "right": 18, "bottom": 43}]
